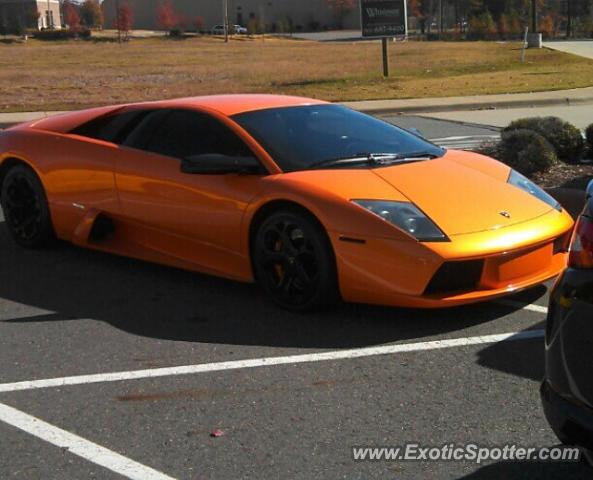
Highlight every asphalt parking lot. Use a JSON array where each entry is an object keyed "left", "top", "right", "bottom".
[
  {"left": 0, "top": 113, "right": 590, "bottom": 480},
  {"left": 1, "top": 205, "right": 592, "bottom": 480}
]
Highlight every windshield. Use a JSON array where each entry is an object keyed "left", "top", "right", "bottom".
[{"left": 232, "top": 105, "right": 445, "bottom": 172}]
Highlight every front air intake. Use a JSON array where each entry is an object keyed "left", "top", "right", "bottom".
[{"left": 424, "top": 260, "right": 484, "bottom": 295}]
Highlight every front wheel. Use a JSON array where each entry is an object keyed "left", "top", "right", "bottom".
[
  {"left": 252, "top": 210, "right": 338, "bottom": 311},
  {"left": 1, "top": 164, "right": 55, "bottom": 248}
]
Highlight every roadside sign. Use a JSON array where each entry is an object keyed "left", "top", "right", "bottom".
[{"left": 360, "top": 0, "right": 407, "bottom": 38}]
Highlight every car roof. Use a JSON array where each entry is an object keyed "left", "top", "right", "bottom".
[
  {"left": 143, "top": 94, "right": 328, "bottom": 116},
  {"left": 24, "top": 94, "right": 329, "bottom": 134}
]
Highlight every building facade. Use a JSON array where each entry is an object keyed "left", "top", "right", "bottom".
[
  {"left": 102, "top": 0, "right": 362, "bottom": 32},
  {"left": 0, "top": 0, "right": 62, "bottom": 32}
]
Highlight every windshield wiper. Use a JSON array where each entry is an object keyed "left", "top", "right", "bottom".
[{"left": 309, "top": 151, "right": 439, "bottom": 170}]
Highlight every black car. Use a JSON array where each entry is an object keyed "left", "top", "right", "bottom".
[{"left": 542, "top": 179, "right": 593, "bottom": 462}]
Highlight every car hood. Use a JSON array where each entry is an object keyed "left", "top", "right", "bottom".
[
  {"left": 282, "top": 150, "right": 554, "bottom": 237},
  {"left": 371, "top": 153, "right": 553, "bottom": 236}
]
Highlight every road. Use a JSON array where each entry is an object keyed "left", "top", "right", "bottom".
[
  {"left": 422, "top": 104, "right": 593, "bottom": 130},
  {"left": 383, "top": 114, "right": 500, "bottom": 150},
  {"left": 544, "top": 41, "right": 593, "bottom": 60}
]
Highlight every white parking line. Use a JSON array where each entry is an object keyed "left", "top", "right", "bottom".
[
  {"left": 0, "top": 330, "right": 544, "bottom": 394},
  {"left": 0, "top": 402, "right": 175, "bottom": 480}
]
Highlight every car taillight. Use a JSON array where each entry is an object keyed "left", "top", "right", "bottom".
[{"left": 568, "top": 216, "right": 593, "bottom": 268}]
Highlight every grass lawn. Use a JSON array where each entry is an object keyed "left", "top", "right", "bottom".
[{"left": 1, "top": 36, "right": 593, "bottom": 112}]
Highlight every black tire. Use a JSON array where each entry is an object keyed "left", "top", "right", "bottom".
[
  {"left": 252, "top": 209, "right": 338, "bottom": 311},
  {"left": 1, "top": 164, "right": 55, "bottom": 248}
]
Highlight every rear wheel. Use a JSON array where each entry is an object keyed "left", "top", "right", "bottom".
[
  {"left": 1, "top": 164, "right": 55, "bottom": 247},
  {"left": 253, "top": 209, "right": 338, "bottom": 311}
]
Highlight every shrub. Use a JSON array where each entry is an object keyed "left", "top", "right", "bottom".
[
  {"left": 494, "top": 129, "right": 557, "bottom": 175},
  {"left": 34, "top": 28, "right": 91, "bottom": 40},
  {"left": 503, "top": 116, "right": 584, "bottom": 164}
]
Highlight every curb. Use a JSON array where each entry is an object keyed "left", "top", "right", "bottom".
[{"left": 345, "top": 95, "right": 593, "bottom": 115}]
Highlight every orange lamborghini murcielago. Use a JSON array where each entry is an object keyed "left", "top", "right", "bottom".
[{"left": 0, "top": 95, "right": 574, "bottom": 310}]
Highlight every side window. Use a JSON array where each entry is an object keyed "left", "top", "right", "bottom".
[
  {"left": 141, "top": 110, "right": 254, "bottom": 160},
  {"left": 70, "top": 110, "right": 152, "bottom": 144}
]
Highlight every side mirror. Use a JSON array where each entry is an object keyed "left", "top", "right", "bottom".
[{"left": 181, "top": 154, "right": 263, "bottom": 175}]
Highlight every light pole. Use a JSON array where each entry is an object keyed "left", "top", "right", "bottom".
[
  {"left": 567, "top": 0, "right": 572, "bottom": 38},
  {"left": 223, "top": 0, "right": 229, "bottom": 42},
  {"left": 115, "top": 0, "right": 121, "bottom": 43}
]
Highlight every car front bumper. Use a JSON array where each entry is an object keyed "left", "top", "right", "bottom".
[{"left": 332, "top": 208, "right": 574, "bottom": 308}]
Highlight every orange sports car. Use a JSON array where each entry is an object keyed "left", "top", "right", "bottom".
[{"left": 0, "top": 95, "right": 574, "bottom": 310}]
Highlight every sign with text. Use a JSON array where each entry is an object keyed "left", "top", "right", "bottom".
[{"left": 360, "top": 0, "right": 407, "bottom": 38}]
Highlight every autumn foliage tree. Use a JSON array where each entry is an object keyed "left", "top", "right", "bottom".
[
  {"left": 63, "top": 0, "right": 81, "bottom": 33},
  {"left": 157, "top": 0, "right": 177, "bottom": 33},
  {"left": 193, "top": 16, "right": 205, "bottom": 33},
  {"left": 540, "top": 14, "right": 555, "bottom": 38},
  {"left": 80, "top": 0, "right": 104, "bottom": 29},
  {"left": 327, "top": 0, "right": 355, "bottom": 29},
  {"left": 115, "top": 3, "right": 133, "bottom": 40}
]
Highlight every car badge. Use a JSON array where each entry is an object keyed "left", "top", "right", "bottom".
[{"left": 499, "top": 211, "right": 511, "bottom": 219}]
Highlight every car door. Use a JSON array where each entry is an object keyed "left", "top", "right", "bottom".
[
  {"left": 114, "top": 108, "right": 268, "bottom": 281},
  {"left": 50, "top": 108, "right": 152, "bottom": 239}
]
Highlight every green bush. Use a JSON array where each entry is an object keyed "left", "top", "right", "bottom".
[
  {"left": 168, "top": 28, "right": 184, "bottom": 37},
  {"left": 494, "top": 129, "right": 557, "bottom": 175},
  {"left": 503, "top": 116, "right": 584, "bottom": 164}
]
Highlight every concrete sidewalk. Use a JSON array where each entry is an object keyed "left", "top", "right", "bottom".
[
  {"left": 544, "top": 41, "right": 593, "bottom": 60},
  {"left": 344, "top": 86, "right": 593, "bottom": 114},
  {"left": 2, "top": 86, "right": 593, "bottom": 127}
]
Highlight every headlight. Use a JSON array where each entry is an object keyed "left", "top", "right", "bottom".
[
  {"left": 507, "top": 170, "right": 561, "bottom": 211},
  {"left": 352, "top": 200, "right": 448, "bottom": 242}
]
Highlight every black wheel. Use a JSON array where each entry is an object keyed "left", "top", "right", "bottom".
[
  {"left": 253, "top": 209, "right": 338, "bottom": 311},
  {"left": 1, "top": 164, "right": 55, "bottom": 247}
]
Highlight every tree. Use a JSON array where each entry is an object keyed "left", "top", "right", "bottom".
[
  {"left": 193, "top": 16, "right": 204, "bottom": 33},
  {"left": 80, "top": 0, "right": 103, "bottom": 29},
  {"left": 157, "top": 0, "right": 177, "bottom": 33},
  {"left": 115, "top": 2, "right": 133, "bottom": 40},
  {"left": 327, "top": 0, "right": 356, "bottom": 29},
  {"left": 63, "top": 0, "right": 81, "bottom": 33},
  {"left": 498, "top": 13, "right": 510, "bottom": 39},
  {"left": 409, "top": 0, "right": 427, "bottom": 33},
  {"left": 540, "top": 13, "right": 555, "bottom": 38},
  {"left": 25, "top": 6, "right": 40, "bottom": 29},
  {"left": 469, "top": 9, "right": 496, "bottom": 38}
]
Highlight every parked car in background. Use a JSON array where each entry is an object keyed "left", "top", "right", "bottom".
[
  {"left": 211, "top": 25, "right": 246, "bottom": 35},
  {"left": 542, "top": 179, "right": 593, "bottom": 464},
  {"left": 211, "top": 25, "right": 226, "bottom": 35}
]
